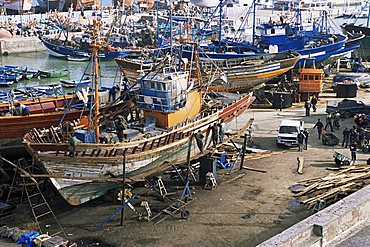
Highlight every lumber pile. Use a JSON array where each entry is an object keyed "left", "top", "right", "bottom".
[{"left": 291, "top": 165, "right": 370, "bottom": 209}]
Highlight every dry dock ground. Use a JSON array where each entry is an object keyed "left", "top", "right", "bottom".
[{"left": 1, "top": 90, "right": 370, "bottom": 247}]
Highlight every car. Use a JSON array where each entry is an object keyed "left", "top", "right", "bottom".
[
  {"left": 276, "top": 120, "right": 304, "bottom": 147},
  {"left": 326, "top": 99, "right": 370, "bottom": 118}
]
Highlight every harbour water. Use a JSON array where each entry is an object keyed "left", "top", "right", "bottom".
[{"left": 0, "top": 50, "right": 121, "bottom": 91}]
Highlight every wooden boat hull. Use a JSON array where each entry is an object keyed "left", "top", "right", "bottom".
[
  {"left": 341, "top": 24, "right": 370, "bottom": 60},
  {"left": 24, "top": 93, "right": 255, "bottom": 205},
  {"left": 115, "top": 58, "right": 152, "bottom": 84},
  {"left": 201, "top": 51, "right": 301, "bottom": 92}
]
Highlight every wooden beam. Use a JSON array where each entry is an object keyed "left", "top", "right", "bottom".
[{"left": 242, "top": 166, "right": 267, "bottom": 173}]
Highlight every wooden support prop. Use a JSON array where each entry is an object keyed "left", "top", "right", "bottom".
[
  {"left": 0, "top": 156, "right": 37, "bottom": 184},
  {"left": 297, "top": 157, "right": 305, "bottom": 174},
  {"left": 242, "top": 166, "right": 267, "bottom": 173}
]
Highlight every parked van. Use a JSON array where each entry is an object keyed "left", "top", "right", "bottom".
[{"left": 276, "top": 120, "right": 304, "bottom": 147}]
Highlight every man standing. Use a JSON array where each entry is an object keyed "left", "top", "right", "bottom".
[
  {"left": 324, "top": 113, "right": 334, "bottom": 132},
  {"left": 313, "top": 119, "right": 324, "bottom": 139},
  {"left": 349, "top": 141, "right": 357, "bottom": 164},
  {"left": 297, "top": 131, "right": 305, "bottom": 152},
  {"left": 194, "top": 130, "right": 204, "bottom": 153},
  {"left": 342, "top": 126, "right": 350, "bottom": 148},
  {"left": 311, "top": 95, "right": 318, "bottom": 112},
  {"left": 211, "top": 123, "right": 219, "bottom": 147},
  {"left": 304, "top": 100, "right": 311, "bottom": 116},
  {"left": 303, "top": 128, "right": 310, "bottom": 150},
  {"left": 218, "top": 120, "right": 225, "bottom": 143}
]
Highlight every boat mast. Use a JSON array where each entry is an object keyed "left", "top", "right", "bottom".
[
  {"left": 252, "top": 0, "right": 256, "bottom": 45},
  {"left": 367, "top": 1, "right": 370, "bottom": 28},
  {"left": 91, "top": 19, "right": 101, "bottom": 143},
  {"left": 219, "top": 0, "right": 223, "bottom": 47}
]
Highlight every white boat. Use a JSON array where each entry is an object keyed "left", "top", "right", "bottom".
[{"left": 190, "top": 0, "right": 219, "bottom": 7}]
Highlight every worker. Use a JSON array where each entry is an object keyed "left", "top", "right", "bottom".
[
  {"left": 342, "top": 126, "right": 350, "bottom": 148},
  {"left": 297, "top": 130, "right": 305, "bottom": 152},
  {"left": 108, "top": 85, "right": 117, "bottom": 102},
  {"left": 247, "top": 124, "right": 255, "bottom": 144},
  {"left": 279, "top": 94, "right": 284, "bottom": 112},
  {"left": 324, "top": 113, "right": 334, "bottom": 132},
  {"left": 349, "top": 141, "right": 357, "bottom": 164},
  {"left": 68, "top": 136, "right": 81, "bottom": 157},
  {"left": 350, "top": 126, "right": 359, "bottom": 144},
  {"left": 115, "top": 115, "right": 126, "bottom": 141},
  {"left": 313, "top": 118, "right": 324, "bottom": 139},
  {"left": 359, "top": 127, "right": 366, "bottom": 148},
  {"left": 303, "top": 128, "right": 310, "bottom": 150},
  {"left": 218, "top": 119, "right": 225, "bottom": 143},
  {"left": 333, "top": 111, "right": 340, "bottom": 130},
  {"left": 194, "top": 130, "right": 204, "bottom": 153},
  {"left": 304, "top": 100, "right": 311, "bottom": 116},
  {"left": 20, "top": 104, "right": 30, "bottom": 116},
  {"left": 211, "top": 122, "right": 219, "bottom": 147},
  {"left": 311, "top": 95, "right": 318, "bottom": 112}
]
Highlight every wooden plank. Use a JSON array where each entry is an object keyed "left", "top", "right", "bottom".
[
  {"left": 297, "top": 157, "right": 304, "bottom": 174},
  {"left": 242, "top": 166, "right": 267, "bottom": 173}
]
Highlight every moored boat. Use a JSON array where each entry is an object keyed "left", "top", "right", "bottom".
[
  {"left": 40, "top": 36, "right": 132, "bottom": 60},
  {"left": 341, "top": 23, "right": 370, "bottom": 60},
  {"left": 40, "top": 69, "right": 70, "bottom": 78},
  {"left": 61, "top": 77, "right": 91, "bottom": 88},
  {"left": 200, "top": 50, "right": 301, "bottom": 92},
  {"left": 0, "top": 81, "right": 14, "bottom": 87}
]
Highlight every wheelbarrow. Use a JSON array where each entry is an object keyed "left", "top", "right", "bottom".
[
  {"left": 333, "top": 151, "right": 352, "bottom": 166},
  {"left": 322, "top": 133, "right": 340, "bottom": 146}
]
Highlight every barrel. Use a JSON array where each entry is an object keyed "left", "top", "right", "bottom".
[
  {"left": 336, "top": 83, "right": 357, "bottom": 98},
  {"left": 272, "top": 92, "right": 292, "bottom": 109}
]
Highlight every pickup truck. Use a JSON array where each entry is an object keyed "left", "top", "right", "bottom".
[{"left": 326, "top": 99, "right": 370, "bottom": 118}]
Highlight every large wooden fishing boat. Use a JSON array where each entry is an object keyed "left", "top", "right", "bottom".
[
  {"left": 116, "top": 50, "right": 301, "bottom": 92},
  {"left": 200, "top": 50, "right": 301, "bottom": 92},
  {"left": 23, "top": 21, "right": 255, "bottom": 206}
]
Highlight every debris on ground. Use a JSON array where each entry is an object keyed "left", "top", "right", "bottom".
[{"left": 291, "top": 165, "right": 370, "bottom": 209}]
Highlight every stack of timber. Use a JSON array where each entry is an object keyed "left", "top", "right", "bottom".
[{"left": 292, "top": 165, "right": 370, "bottom": 209}]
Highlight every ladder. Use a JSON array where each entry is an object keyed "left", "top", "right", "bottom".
[
  {"left": 205, "top": 172, "right": 217, "bottom": 190},
  {"left": 5, "top": 157, "right": 66, "bottom": 237}
]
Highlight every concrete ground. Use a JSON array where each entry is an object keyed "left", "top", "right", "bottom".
[{"left": 1, "top": 90, "right": 370, "bottom": 247}]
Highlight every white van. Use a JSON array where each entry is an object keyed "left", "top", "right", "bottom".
[{"left": 276, "top": 120, "right": 304, "bottom": 147}]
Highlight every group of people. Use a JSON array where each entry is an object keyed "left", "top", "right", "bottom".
[
  {"left": 297, "top": 128, "right": 310, "bottom": 151},
  {"left": 304, "top": 95, "right": 318, "bottom": 116},
  {"left": 312, "top": 116, "right": 367, "bottom": 164},
  {"left": 195, "top": 120, "right": 226, "bottom": 153},
  {"left": 312, "top": 112, "right": 341, "bottom": 140}
]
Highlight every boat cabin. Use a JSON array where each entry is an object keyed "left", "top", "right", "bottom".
[
  {"left": 298, "top": 68, "right": 324, "bottom": 100},
  {"left": 137, "top": 67, "right": 202, "bottom": 128}
]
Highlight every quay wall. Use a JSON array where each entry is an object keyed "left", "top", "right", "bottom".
[
  {"left": 0, "top": 37, "right": 46, "bottom": 55},
  {"left": 257, "top": 185, "right": 370, "bottom": 247}
]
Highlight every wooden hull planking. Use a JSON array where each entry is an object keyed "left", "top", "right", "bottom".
[{"left": 25, "top": 94, "right": 255, "bottom": 205}]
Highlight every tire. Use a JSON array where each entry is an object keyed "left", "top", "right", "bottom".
[
  {"left": 343, "top": 111, "right": 351, "bottom": 119},
  {"left": 181, "top": 210, "right": 190, "bottom": 219},
  {"left": 334, "top": 158, "right": 341, "bottom": 165}
]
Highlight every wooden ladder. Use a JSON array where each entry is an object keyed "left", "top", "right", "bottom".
[{"left": 18, "top": 158, "right": 66, "bottom": 237}]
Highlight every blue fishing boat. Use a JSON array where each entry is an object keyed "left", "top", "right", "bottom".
[
  {"left": 32, "top": 84, "right": 63, "bottom": 95},
  {"left": 185, "top": 2, "right": 348, "bottom": 67},
  {"left": 60, "top": 77, "right": 91, "bottom": 88},
  {"left": 0, "top": 73, "right": 22, "bottom": 82},
  {"left": 40, "top": 37, "right": 132, "bottom": 60},
  {"left": 0, "top": 81, "right": 14, "bottom": 87}
]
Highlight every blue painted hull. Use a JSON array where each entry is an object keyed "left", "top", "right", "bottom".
[{"left": 41, "top": 38, "right": 131, "bottom": 60}]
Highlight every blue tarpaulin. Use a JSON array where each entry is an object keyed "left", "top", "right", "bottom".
[{"left": 16, "top": 231, "right": 40, "bottom": 247}]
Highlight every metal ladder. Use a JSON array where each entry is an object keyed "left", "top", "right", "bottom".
[{"left": 18, "top": 158, "right": 66, "bottom": 237}]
